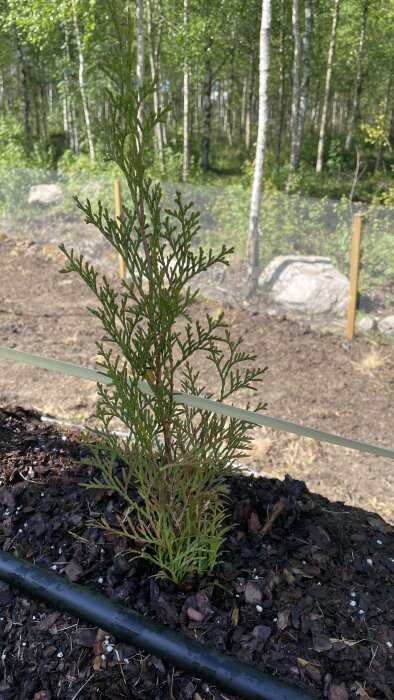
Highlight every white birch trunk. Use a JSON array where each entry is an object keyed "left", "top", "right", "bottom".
[
  {"left": 246, "top": 0, "right": 271, "bottom": 299},
  {"left": 316, "top": 0, "right": 340, "bottom": 173},
  {"left": 275, "top": 0, "right": 285, "bottom": 168},
  {"left": 182, "top": 0, "right": 189, "bottom": 181},
  {"left": 71, "top": 1, "right": 95, "bottom": 161},
  {"left": 146, "top": 0, "right": 165, "bottom": 172},
  {"left": 345, "top": 0, "right": 368, "bottom": 151},
  {"left": 286, "top": 0, "right": 301, "bottom": 189},
  {"left": 289, "top": 0, "right": 301, "bottom": 139},
  {"left": 290, "top": 0, "right": 313, "bottom": 178}
]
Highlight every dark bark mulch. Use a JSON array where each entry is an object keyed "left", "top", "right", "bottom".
[{"left": 0, "top": 405, "right": 393, "bottom": 700}]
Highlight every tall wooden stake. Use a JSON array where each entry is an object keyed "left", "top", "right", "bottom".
[
  {"left": 114, "top": 179, "right": 125, "bottom": 280},
  {"left": 346, "top": 213, "right": 363, "bottom": 340}
]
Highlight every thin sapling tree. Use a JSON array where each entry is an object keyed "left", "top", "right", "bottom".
[{"left": 59, "top": 2, "right": 268, "bottom": 584}]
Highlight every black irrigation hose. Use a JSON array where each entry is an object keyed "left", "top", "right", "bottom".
[{"left": 0, "top": 551, "right": 316, "bottom": 700}]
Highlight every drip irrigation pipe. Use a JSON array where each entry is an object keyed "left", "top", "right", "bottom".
[{"left": 0, "top": 551, "right": 316, "bottom": 700}]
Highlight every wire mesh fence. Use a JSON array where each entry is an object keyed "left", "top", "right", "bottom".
[{"left": 0, "top": 166, "right": 393, "bottom": 341}]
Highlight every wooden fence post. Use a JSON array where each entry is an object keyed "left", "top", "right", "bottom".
[
  {"left": 114, "top": 179, "right": 126, "bottom": 280},
  {"left": 346, "top": 213, "right": 363, "bottom": 340}
]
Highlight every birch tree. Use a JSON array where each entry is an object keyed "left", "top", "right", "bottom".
[
  {"left": 246, "top": 0, "right": 271, "bottom": 299},
  {"left": 275, "top": 0, "right": 286, "bottom": 169},
  {"left": 146, "top": 0, "right": 165, "bottom": 172},
  {"left": 345, "top": 0, "right": 369, "bottom": 151},
  {"left": 182, "top": 0, "right": 189, "bottom": 181},
  {"left": 71, "top": 0, "right": 95, "bottom": 160},
  {"left": 287, "top": 0, "right": 313, "bottom": 184},
  {"left": 316, "top": 0, "right": 340, "bottom": 173}
]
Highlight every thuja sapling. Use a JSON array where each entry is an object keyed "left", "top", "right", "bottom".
[{"left": 59, "top": 4, "right": 268, "bottom": 584}]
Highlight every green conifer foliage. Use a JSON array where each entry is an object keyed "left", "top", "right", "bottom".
[{"left": 59, "top": 2, "right": 268, "bottom": 584}]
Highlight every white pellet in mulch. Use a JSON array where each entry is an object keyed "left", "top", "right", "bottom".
[
  {"left": 101, "top": 654, "right": 106, "bottom": 660},
  {"left": 350, "top": 600, "right": 357, "bottom": 607},
  {"left": 98, "top": 577, "right": 104, "bottom": 584},
  {"left": 366, "top": 559, "right": 373, "bottom": 566},
  {"left": 51, "top": 565, "right": 57, "bottom": 571},
  {"left": 106, "top": 645, "right": 114, "bottom": 653},
  {"left": 351, "top": 591, "right": 356, "bottom": 597},
  {"left": 386, "top": 641, "right": 393, "bottom": 648},
  {"left": 358, "top": 609, "right": 365, "bottom": 615},
  {"left": 57, "top": 652, "right": 63, "bottom": 658},
  {"left": 256, "top": 605, "right": 263, "bottom": 613},
  {"left": 377, "top": 540, "right": 383, "bottom": 545}
]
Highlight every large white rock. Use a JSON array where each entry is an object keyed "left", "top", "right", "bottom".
[
  {"left": 28, "top": 184, "right": 63, "bottom": 206},
  {"left": 377, "top": 315, "right": 394, "bottom": 334},
  {"left": 259, "top": 255, "right": 349, "bottom": 316}
]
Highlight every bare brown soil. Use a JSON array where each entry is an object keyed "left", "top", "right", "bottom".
[{"left": 0, "top": 235, "right": 393, "bottom": 523}]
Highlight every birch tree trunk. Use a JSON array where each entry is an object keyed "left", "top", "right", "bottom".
[
  {"left": 291, "top": 0, "right": 313, "bottom": 176},
  {"left": 345, "top": 0, "right": 368, "bottom": 151},
  {"left": 71, "top": 1, "right": 95, "bottom": 161},
  {"left": 286, "top": 0, "right": 301, "bottom": 190},
  {"left": 146, "top": 0, "right": 165, "bottom": 172},
  {"left": 316, "top": 0, "right": 340, "bottom": 173},
  {"left": 275, "top": 0, "right": 285, "bottom": 169},
  {"left": 182, "top": 0, "right": 189, "bottom": 181},
  {"left": 201, "top": 47, "right": 212, "bottom": 172},
  {"left": 246, "top": 0, "right": 271, "bottom": 300},
  {"left": 289, "top": 0, "right": 301, "bottom": 141},
  {"left": 15, "top": 38, "right": 31, "bottom": 152}
]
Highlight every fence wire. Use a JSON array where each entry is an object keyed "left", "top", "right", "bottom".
[{"left": 0, "top": 166, "right": 393, "bottom": 341}]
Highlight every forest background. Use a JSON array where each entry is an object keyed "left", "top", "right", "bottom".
[{"left": 0, "top": 0, "right": 393, "bottom": 208}]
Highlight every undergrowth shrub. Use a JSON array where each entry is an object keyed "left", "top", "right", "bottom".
[{"left": 59, "top": 2, "right": 267, "bottom": 585}]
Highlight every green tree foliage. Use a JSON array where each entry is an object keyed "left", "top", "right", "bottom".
[
  {"left": 0, "top": 0, "right": 393, "bottom": 197},
  {"left": 59, "top": 4, "right": 267, "bottom": 583}
]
